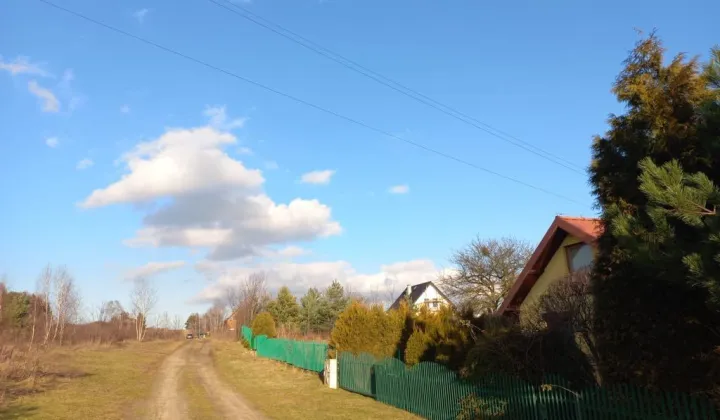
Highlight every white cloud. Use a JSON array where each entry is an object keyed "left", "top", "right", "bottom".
[
  {"left": 204, "top": 105, "right": 246, "bottom": 131},
  {"left": 276, "top": 246, "right": 310, "bottom": 258},
  {"left": 192, "top": 258, "right": 449, "bottom": 303},
  {"left": 122, "top": 193, "right": 341, "bottom": 260},
  {"left": 81, "top": 127, "right": 264, "bottom": 207},
  {"left": 0, "top": 56, "right": 50, "bottom": 77},
  {"left": 76, "top": 158, "right": 94, "bottom": 170},
  {"left": 120, "top": 105, "right": 131, "bottom": 114},
  {"left": 388, "top": 184, "right": 409, "bottom": 194},
  {"left": 237, "top": 146, "right": 252, "bottom": 155},
  {"left": 83, "top": 108, "right": 341, "bottom": 261},
  {"left": 300, "top": 170, "right": 335, "bottom": 185},
  {"left": 134, "top": 8, "right": 150, "bottom": 23},
  {"left": 125, "top": 260, "right": 185, "bottom": 281},
  {"left": 28, "top": 80, "right": 60, "bottom": 113},
  {"left": 45, "top": 137, "right": 59, "bottom": 148}
]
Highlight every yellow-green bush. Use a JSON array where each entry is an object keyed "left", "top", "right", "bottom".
[
  {"left": 251, "top": 311, "right": 277, "bottom": 338},
  {"left": 404, "top": 306, "right": 469, "bottom": 368},
  {"left": 330, "top": 300, "right": 469, "bottom": 368},
  {"left": 329, "top": 301, "right": 405, "bottom": 358},
  {"left": 404, "top": 329, "right": 431, "bottom": 366}
]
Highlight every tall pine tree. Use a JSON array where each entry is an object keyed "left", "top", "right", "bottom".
[
  {"left": 319, "top": 280, "right": 350, "bottom": 331},
  {"left": 590, "top": 34, "right": 720, "bottom": 394},
  {"left": 267, "top": 286, "right": 300, "bottom": 329},
  {"left": 299, "top": 288, "right": 323, "bottom": 334}
]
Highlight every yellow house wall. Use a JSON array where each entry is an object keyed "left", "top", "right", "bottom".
[{"left": 519, "top": 234, "right": 583, "bottom": 313}]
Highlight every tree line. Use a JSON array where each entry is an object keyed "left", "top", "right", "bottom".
[
  {"left": 0, "top": 265, "right": 178, "bottom": 346},
  {"left": 212, "top": 272, "right": 352, "bottom": 339}
]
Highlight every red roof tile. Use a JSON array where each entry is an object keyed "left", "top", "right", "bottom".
[{"left": 557, "top": 216, "right": 603, "bottom": 241}]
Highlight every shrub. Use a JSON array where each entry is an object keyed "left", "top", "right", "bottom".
[
  {"left": 405, "top": 306, "right": 469, "bottom": 368},
  {"left": 462, "top": 314, "right": 595, "bottom": 386},
  {"left": 404, "top": 330, "right": 430, "bottom": 366},
  {"left": 329, "top": 299, "right": 471, "bottom": 368},
  {"left": 329, "top": 302, "right": 404, "bottom": 358},
  {"left": 251, "top": 312, "right": 277, "bottom": 338}
]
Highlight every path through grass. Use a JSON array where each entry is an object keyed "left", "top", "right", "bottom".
[
  {"left": 0, "top": 340, "right": 184, "bottom": 420},
  {"left": 212, "top": 341, "right": 420, "bottom": 420}
]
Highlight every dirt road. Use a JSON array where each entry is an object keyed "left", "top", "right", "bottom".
[{"left": 148, "top": 341, "right": 265, "bottom": 420}]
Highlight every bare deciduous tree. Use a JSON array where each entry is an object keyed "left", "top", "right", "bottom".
[
  {"left": 224, "top": 272, "right": 269, "bottom": 329},
  {"left": 157, "top": 311, "right": 171, "bottom": 329},
  {"left": 49, "top": 266, "right": 80, "bottom": 345},
  {"left": 130, "top": 278, "right": 158, "bottom": 342},
  {"left": 203, "top": 303, "right": 227, "bottom": 332},
  {"left": 521, "top": 270, "right": 599, "bottom": 380},
  {"left": 172, "top": 315, "right": 183, "bottom": 331},
  {"left": 38, "top": 265, "right": 54, "bottom": 346},
  {"left": 439, "top": 236, "right": 532, "bottom": 315}
]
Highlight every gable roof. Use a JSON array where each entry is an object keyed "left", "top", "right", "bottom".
[
  {"left": 497, "top": 216, "right": 602, "bottom": 315},
  {"left": 388, "top": 281, "right": 451, "bottom": 310}
]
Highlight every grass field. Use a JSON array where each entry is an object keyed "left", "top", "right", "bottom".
[
  {"left": 212, "top": 341, "right": 420, "bottom": 420},
  {"left": 0, "top": 340, "right": 184, "bottom": 420}
]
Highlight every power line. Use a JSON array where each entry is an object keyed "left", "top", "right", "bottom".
[
  {"left": 37, "top": 0, "right": 587, "bottom": 207},
  {"left": 204, "top": 0, "right": 586, "bottom": 175}
]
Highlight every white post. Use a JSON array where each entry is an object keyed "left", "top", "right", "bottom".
[{"left": 325, "top": 359, "right": 338, "bottom": 389}]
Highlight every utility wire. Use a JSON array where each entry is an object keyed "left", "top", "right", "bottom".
[
  {"left": 37, "top": 0, "right": 587, "bottom": 206},
  {"left": 204, "top": 0, "right": 586, "bottom": 175}
]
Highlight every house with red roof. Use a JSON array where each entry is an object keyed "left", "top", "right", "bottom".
[{"left": 497, "top": 216, "right": 603, "bottom": 317}]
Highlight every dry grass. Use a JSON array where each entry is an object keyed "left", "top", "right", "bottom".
[
  {"left": 0, "top": 340, "right": 184, "bottom": 419},
  {"left": 180, "top": 365, "right": 219, "bottom": 419},
  {"left": 212, "top": 341, "right": 420, "bottom": 420}
]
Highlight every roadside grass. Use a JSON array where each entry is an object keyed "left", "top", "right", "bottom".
[
  {"left": 212, "top": 341, "right": 420, "bottom": 420},
  {"left": 0, "top": 340, "right": 184, "bottom": 420},
  {"left": 180, "top": 364, "right": 219, "bottom": 419}
]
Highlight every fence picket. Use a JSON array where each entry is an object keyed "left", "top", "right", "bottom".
[{"left": 326, "top": 346, "right": 718, "bottom": 420}]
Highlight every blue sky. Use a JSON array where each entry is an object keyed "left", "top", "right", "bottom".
[{"left": 1, "top": 0, "right": 718, "bottom": 320}]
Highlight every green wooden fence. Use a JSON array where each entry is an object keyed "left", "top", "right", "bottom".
[
  {"left": 241, "top": 325, "right": 253, "bottom": 345},
  {"left": 242, "top": 326, "right": 327, "bottom": 373},
  {"left": 338, "top": 352, "right": 377, "bottom": 396},
  {"left": 339, "top": 351, "right": 718, "bottom": 420}
]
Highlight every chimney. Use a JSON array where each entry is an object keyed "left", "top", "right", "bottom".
[{"left": 406, "top": 284, "right": 412, "bottom": 297}]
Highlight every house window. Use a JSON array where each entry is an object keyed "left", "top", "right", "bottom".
[{"left": 565, "top": 243, "right": 594, "bottom": 273}]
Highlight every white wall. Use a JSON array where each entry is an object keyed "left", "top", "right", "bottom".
[{"left": 415, "top": 284, "right": 448, "bottom": 311}]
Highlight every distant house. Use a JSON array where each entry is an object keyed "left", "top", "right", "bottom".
[
  {"left": 388, "top": 281, "right": 451, "bottom": 312},
  {"left": 224, "top": 311, "right": 238, "bottom": 331},
  {"left": 497, "top": 216, "right": 602, "bottom": 317}
]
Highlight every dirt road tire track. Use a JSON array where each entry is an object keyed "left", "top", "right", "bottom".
[
  {"left": 149, "top": 344, "right": 190, "bottom": 420},
  {"left": 193, "top": 342, "right": 266, "bottom": 420},
  {"left": 148, "top": 341, "right": 265, "bottom": 420}
]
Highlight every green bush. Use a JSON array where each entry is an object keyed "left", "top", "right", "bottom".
[
  {"left": 251, "top": 311, "right": 277, "bottom": 338},
  {"left": 329, "top": 300, "right": 470, "bottom": 368},
  {"left": 404, "top": 329, "right": 430, "bottom": 366},
  {"left": 404, "top": 306, "right": 469, "bottom": 368},
  {"left": 329, "top": 301, "right": 405, "bottom": 358}
]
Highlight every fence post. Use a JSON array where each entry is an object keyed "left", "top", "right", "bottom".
[{"left": 325, "top": 358, "right": 338, "bottom": 389}]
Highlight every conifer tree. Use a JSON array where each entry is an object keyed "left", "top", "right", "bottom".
[
  {"left": 589, "top": 34, "right": 720, "bottom": 393},
  {"left": 267, "top": 286, "right": 300, "bottom": 329}
]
